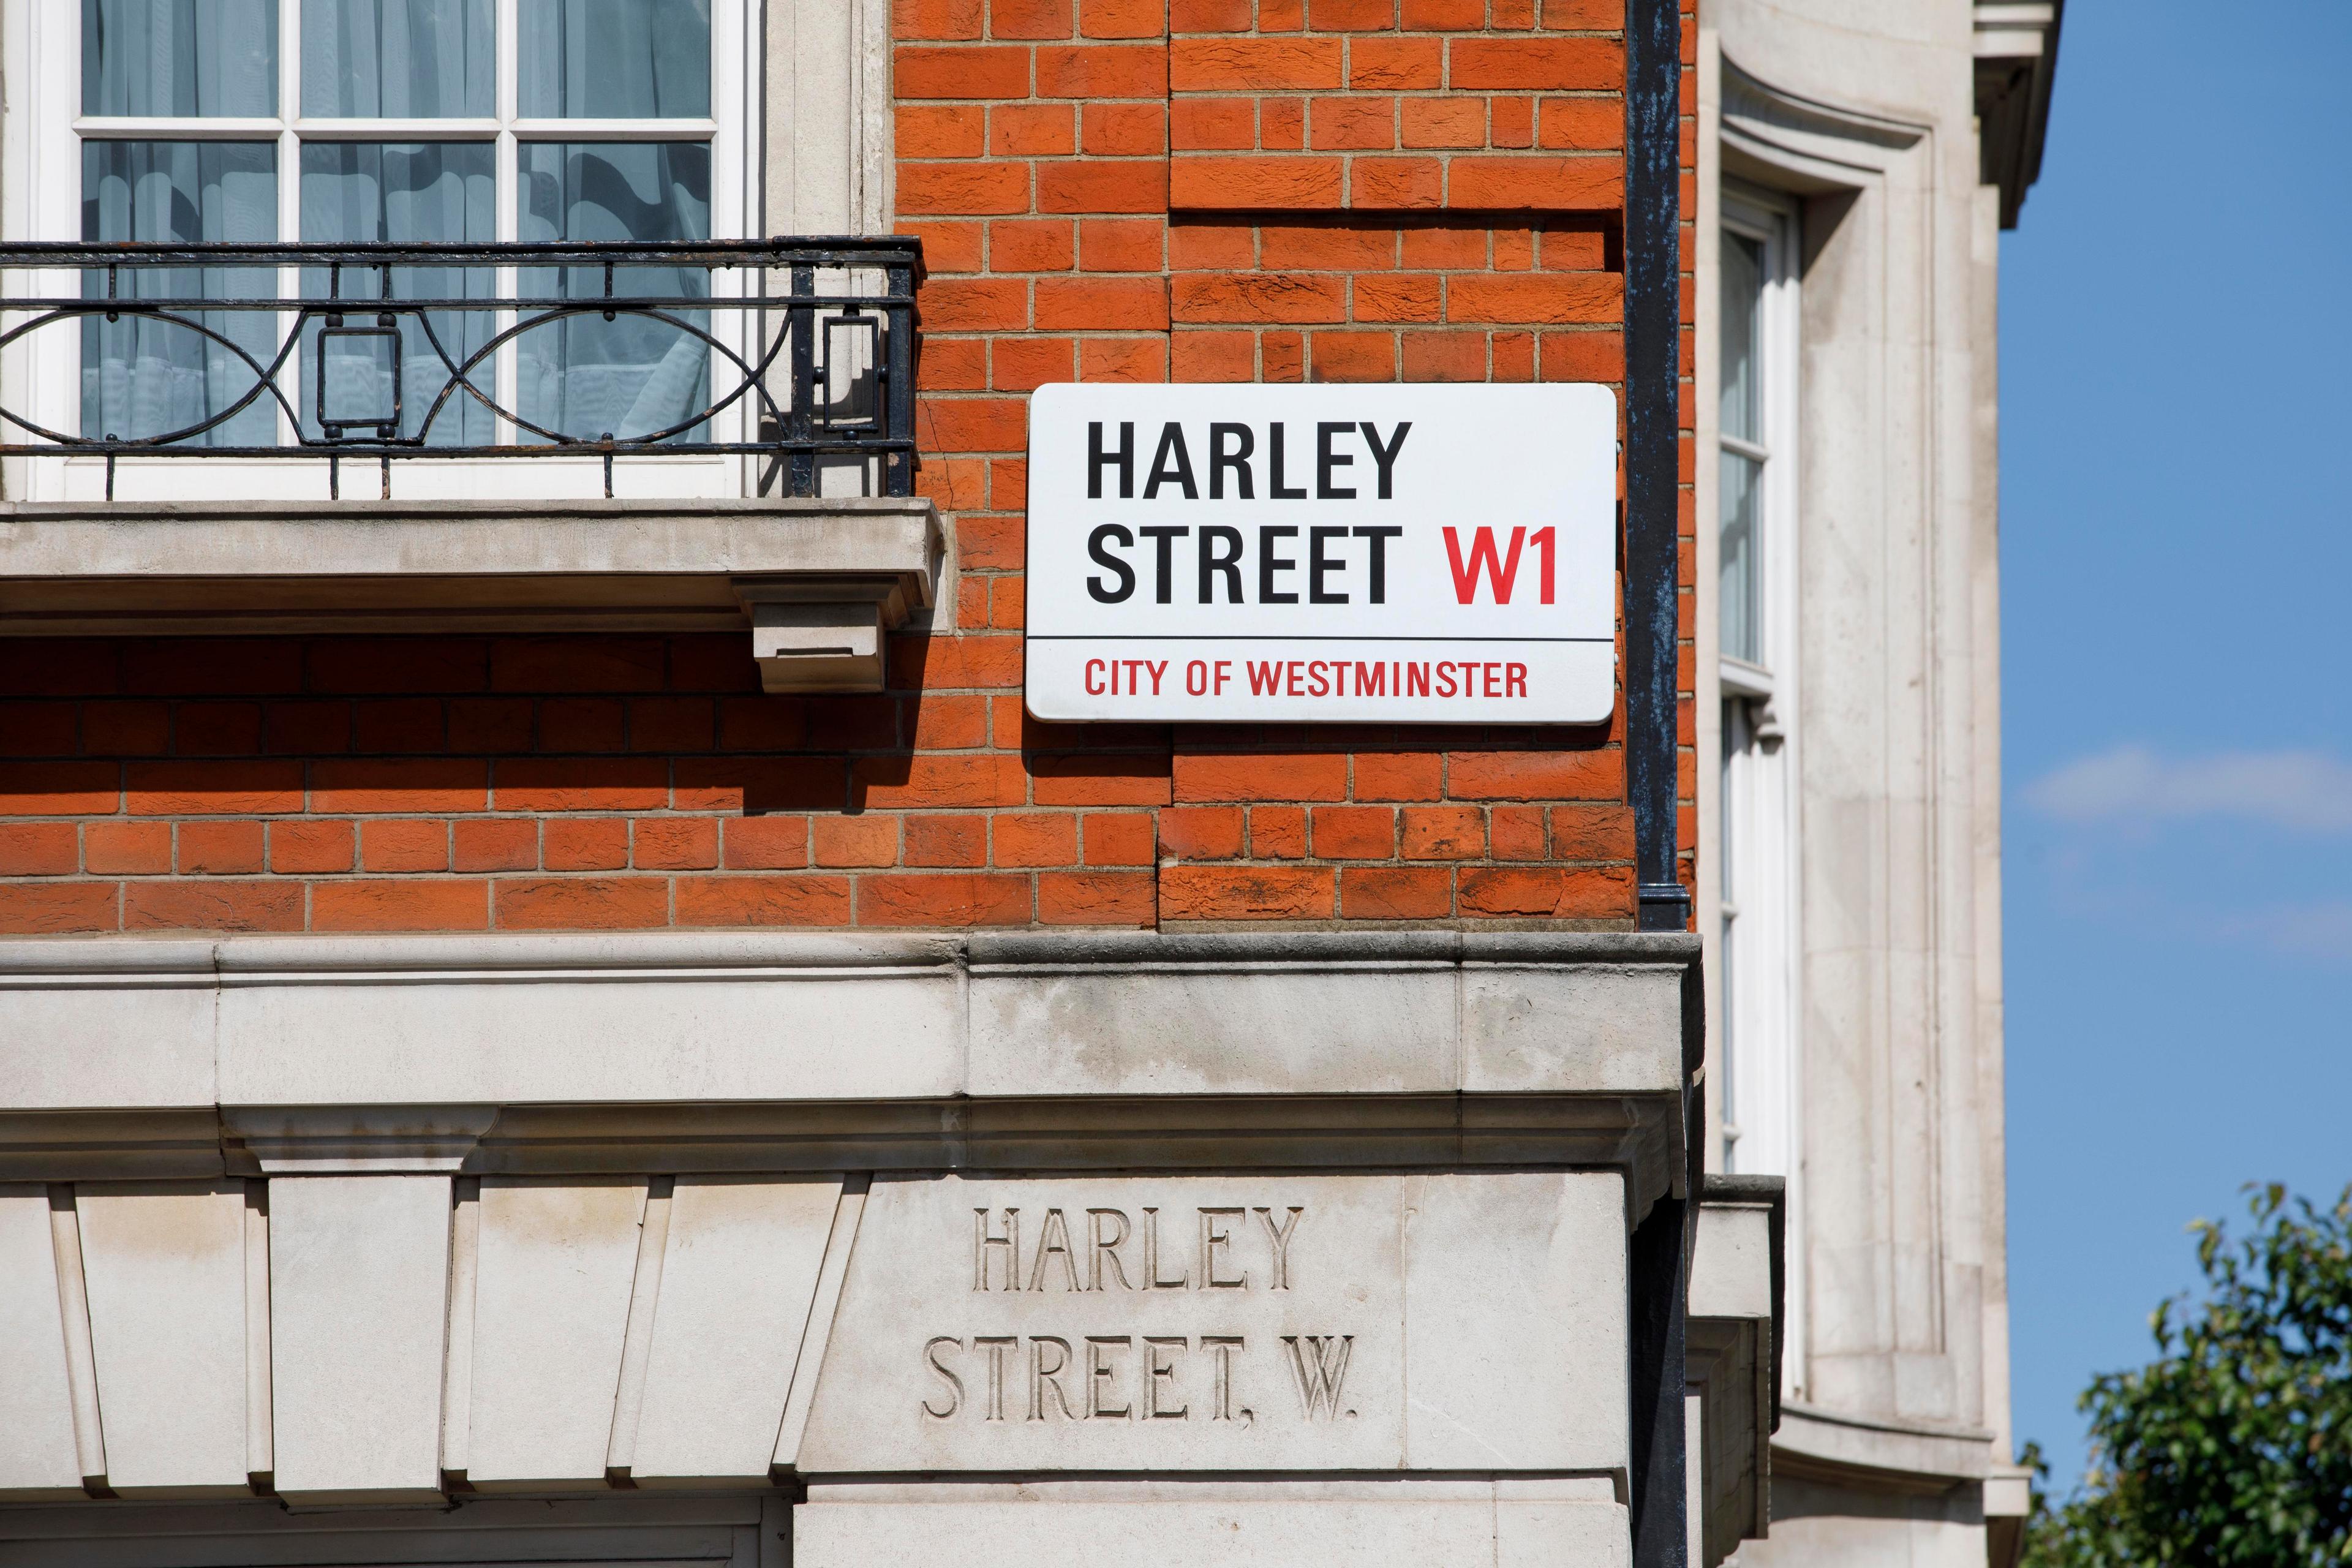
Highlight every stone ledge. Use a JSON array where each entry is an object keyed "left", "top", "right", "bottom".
[{"left": 0, "top": 496, "right": 940, "bottom": 692}]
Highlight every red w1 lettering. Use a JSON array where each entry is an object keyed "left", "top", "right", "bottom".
[{"left": 1442, "top": 526, "right": 1555, "bottom": 605}]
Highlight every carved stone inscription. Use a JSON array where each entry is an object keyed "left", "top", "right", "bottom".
[{"left": 797, "top": 1175, "right": 1408, "bottom": 1469}]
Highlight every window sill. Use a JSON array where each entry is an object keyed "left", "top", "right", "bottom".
[{"left": 0, "top": 496, "right": 941, "bottom": 693}]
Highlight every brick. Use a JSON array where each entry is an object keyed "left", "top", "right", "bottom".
[
  {"left": 895, "top": 0, "right": 986, "bottom": 37},
  {"left": 1082, "top": 812, "right": 1157, "bottom": 866},
  {"left": 126, "top": 760, "right": 301, "bottom": 816},
  {"left": 310, "top": 759, "right": 486, "bottom": 815},
  {"left": 175, "top": 704, "right": 263, "bottom": 756},
  {"left": 723, "top": 816, "right": 812, "bottom": 870},
  {"left": 83, "top": 703, "right": 173, "bottom": 756},
  {"left": 1354, "top": 751, "right": 1444, "bottom": 800},
  {"left": 1158, "top": 864, "right": 1332, "bottom": 920},
  {"left": 263, "top": 700, "right": 356, "bottom": 757},
  {"left": 994, "top": 812, "right": 1079, "bottom": 867},
  {"left": 1402, "top": 328, "right": 1488, "bottom": 380},
  {"left": 921, "top": 337, "right": 991, "bottom": 392},
  {"left": 1538, "top": 226, "right": 1609, "bottom": 268},
  {"left": 1354, "top": 273, "right": 1441, "bottom": 322},
  {"left": 1311, "top": 804, "right": 1395, "bottom": 858},
  {"left": 1028, "top": 752, "right": 1174, "bottom": 805},
  {"left": 1264, "top": 330, "right": 1305, "bottom": 379},
  {"left": 1258, "top": 224, "right": 1395, "bottom": 270},
  {"left": 992, "top": 103, "right": 1077, "bottom": 156},
  {"left": 1401, "top": 804, "right": 1484, "bottom": 858},
  {"left": 1170, "top": 98, "right": 1256, "bottom": 151},
  {"left": 1311, "top": 97, "right": 1395, "bottom": 151},
  {"left": 448, "top": 698, "right": 535, "bottom": 753},
  {"left": 1493, "top": 328, "right": 1535, "bottom": 379},
  {"left": 1457, "top": 864, "right": 1633, "bottom": 918},
  {"left": 905, "top": 815, "right": 990, "bottom": 867},
  {"left": 1447, "top": 747, "right": 1621, "bottom": 799},
  {"left": 1079, "top": 217, "right": 1168, "bottom": 271},
  {"left": 1079, "top": 337, "right": 1168, "bottom": 382},
  {"left": 992, "top": 0, "right": 1072, "bottom": 37},
  {"left": 179, "top": 820, "right": 266, "bottom": 875},
  {"left": 1491, "top": 95, "right": 1534, "bottom": 146},
  {"left": 898, "top": 160, "right": 1039, "bottom": 216},
  {"left": 496, "top": 757, "right": 669, "bottom": 812},
  {"left": 1035, "top": 43, "right": 1169, "bottom": 97},
  {"left": 540, "top": 698, "right": 625, "bottom": 753},
  {"left": 1340, "top": 865, "right": 1451, "bottom": 919},
  {"left": 1449, "top": 271, "right": 1622, "bottom": 322},
  {"left": 1171, "top": 329, "right": 1257, "bottom": 380},
  {"left": 1309, "top": 0, "right": 1392, "bottom": 26},
  {"left": 1401, "top": 0, "right": 1480, "bottom": 25},
  {"left": 1444, "top": 154, "right": 1623, "bottom": 209},
  {"left": 889, "top": 631, "right": 1027, "bottom": 690},
  {"left": 1170, "top": 37, "right": 1342, "bottom": 89},
  {"left": 899, "top": 104, "right": 987, "bottom": 158},
  {"left": 919, "top": 277, "right": 1030, "bottom": 333},
  {"left": 908, "top": 693, "right": 994, "bottom": 749},
  {"left": 988, "top": 462, "right": 1030, "bottom": 513},
  {"left": 126, "top": 880, "right": 304, "bottom": 933},
  {"left": 1170, "top": 270, "right": 1348, "bottom": 323},
  {"left": 1490, "top": 802, "right": 1547, "bottom": 859},
  {"left": 897, "top": 219, "right": 986, "bottom": 273},
  {"left": 1158, "top": 805, "right": 1244, "bottom": 859},
  {"left": 1351, "top": 156, "right": 1444, "bottom": 209},
  {"left": 86, "top": 820, "right": 173, "bottom": 875},
  {"left": 630, "top": 698, "right": 717, "bottom": 754},
  {"left": 122, "top": 639, "right": 301, "bottom": 697},
  {"left": 815, "top": 815, "right": 902, "bottom": 867},
  {"left": 1175, "top": 751, "right": 1348, "bottom": 802},
  {"left": 1491, "top": 0, "right": 1533, "bottom": 24},
  {"left": 0, "top": 642, "right": 119, "bottom": 699},
  {"left": 989, "top": 220, "right": 1076, "bottom": 274},
  {"left": 1401, "top": 97, "right": 1486, "bottom": 148},
  {"left": 857, "top": 872, "right": 1033, "bottom": 926},
  {"left": 668, "top": 635, "right": 763, "bottom": 695},
  {"left": 1402, "top": 225, "right": 1488, "bottom": 268},
  {"left": 676, "top": 758, "right": 846, "bottom": 813},
  {"left": 1037, "top": 161, "right": 1172, "bottom": 216},
  {"left": 1170, "top": 0, "right": 1251, "bottom": 27},
  {"left": 542, "top": 816, "right": 631, "bottom": 871},
  {"left": 453, "top": 818, "right": 537, "bottom": 872},
  {"left": 1310, "top": 330, "right": 1397, "bottom": 380},
  {"left": 919, "top": 398, "right": 1031, "bottom": 453},
  {"left": 1550, "top": 802, "right": 1635, "bottom": 860},
  {"left": 1540, "top": 328, "right": 1623, "bottom": 381},
  {"left": 489, "top": 637, "right": 665, "bottom": 695},
  {"left": 353, "top": 699, "right": 445, "bottom": 753},
  {"left": 1170, "top": 156, "right": 1344, "bottom": 210},
  {"left": 3, "top": 761, "right": 120, "bottom": 815},
  {"left": 494, "top": 876, "right": 669, "bottom": 931},
  {"left": 1259, "top": 0, "right": 1304, "bottom": 28},
  {"left": 266, "top": 819, "right": 355, "bottom": 875},
  {"left": 1447, "top": 36, "right": 1619, "bottom": 89},
  {"left": 0, "top": 704, "right": 75, "bottom": 760},
  {"left": 896, "top": 46, "right": 1032, "bottom": 98},
  {"left": 1539, "top": 96, "right": 1622, "bottom": 150},
  {"left": 1250, "top": 804, "right": 1307, "bottom": 858},
  {"left": 1082, "top": 0, "right": 1165, "bottom": 36},
  {"left": 1348, "top": 37, "right": 1442, "bottom": 89},
  {"left": 854, "top": 754, "right": 1030, "bottom": 809},
  {"left": 1542, "top": 0, "right": 1619, "bottom": 23},
  {"left": 994, "top": 334, "right": 1075, "bottom": 391},
  {"left": 0, "top": 822, "right": 78, "bottom": 875},
  {"left": 1038, "top": 870, "right": 1156, "bottom": 925},
  {"left": 1261, "top": 97, "right": 1306, "bottom": 148},
  {"left": 0, "top": 882, "right": 117, "bottom": 934},
  {"left": 1083, "top": 103, "right": 1167, "bottom": 155},
  {"left": 356, "top": 818, "right": 447, "bottom": 872},
  {"left": 676, "top": 873, "right": 853, "bottom": 926},
  {"left": 1034, "top": 276, "right": 1169, "bottom": 328}
]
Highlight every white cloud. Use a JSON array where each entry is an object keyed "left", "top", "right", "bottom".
[{"left": 2024, "top": 745, "right": 2352, "bottom": 835}]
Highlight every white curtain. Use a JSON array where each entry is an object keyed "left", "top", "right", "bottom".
[
  {"left": 302, "top": 0, "right": 494, "bottom": 118},
  {"left": 519, "top": 0, "right": 712, "bottom": 118},
  {"left": 83, "top": 0, "right": 278, "bottom": 116}
]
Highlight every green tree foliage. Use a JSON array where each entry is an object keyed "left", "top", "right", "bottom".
[{"left": 2024, "top": 1184, "right": 2352, "bottom": 1566}]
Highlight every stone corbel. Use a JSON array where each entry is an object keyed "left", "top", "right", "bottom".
[
  {"left": 222, "top": 1106, "right": 500, "bottom": 1175},
  {"left": 734, "top": 571, "right": 929, "bottom": 693}
]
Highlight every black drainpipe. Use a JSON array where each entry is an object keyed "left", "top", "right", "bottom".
[
  {"left": 1623, "top": 2, "right": 1692, "bottom": 1566},
  {"left": 1624, "top": 0, "right": 1688, "bottom": 938}
]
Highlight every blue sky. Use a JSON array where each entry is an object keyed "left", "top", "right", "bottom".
[{"left": 1999, "top": 0, "right": 2352, "bottom": 1485}]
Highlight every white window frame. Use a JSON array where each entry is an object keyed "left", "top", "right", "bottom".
[
  {"left": 1716, "top": 184, "right": 1801, "bottom": 1188},
  {"left": 1, "top": 0, "right": 762, "bottom": 503}
]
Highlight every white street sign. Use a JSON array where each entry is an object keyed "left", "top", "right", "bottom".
[{"left": 1021, "top": 382, "right": 1619, "bottom": 725}]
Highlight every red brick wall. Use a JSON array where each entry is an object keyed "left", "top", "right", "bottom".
[{"left": 0, "top": 0, "right": 1695, "bottom": 938}]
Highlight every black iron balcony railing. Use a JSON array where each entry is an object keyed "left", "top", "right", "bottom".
[{"left": 0, "top": 236, "right": 921, "bottom": 500}]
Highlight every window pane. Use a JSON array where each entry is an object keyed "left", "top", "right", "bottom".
[
  {"left": 300, "top": 143, "right": 496, "bottom": 445},
  {"left": 1719, "top": 448, "right": 1760, "bottom": 664},
  {"left": 301, "top": 0, "right": 494, "bottom": 118},
  {"left": 519, "top": 0, "right": 711, "bottom": 118},
  {"left": 516, "top": 142, "right": 711, "bottom": 443},
  {"left": 83, "top": 0, "right": 279, "bottom": 117},
  {"left": 81, "top": 141, "right": 279, "bottom": 448},
  {"left": 1720, "top": 231, "right": 1762, "bottom": 446}
]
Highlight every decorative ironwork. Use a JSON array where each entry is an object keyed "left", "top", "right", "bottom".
[{"left": 0, "top": 237, "right": 921, "bottom": 500}]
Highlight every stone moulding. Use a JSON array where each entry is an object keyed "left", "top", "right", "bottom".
[
  {"left": 0, "top": 929, "right": 1701, "bottom": 1203},
  {"left": 0, "top": 496, "right": 941, "bottom": 692}
]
